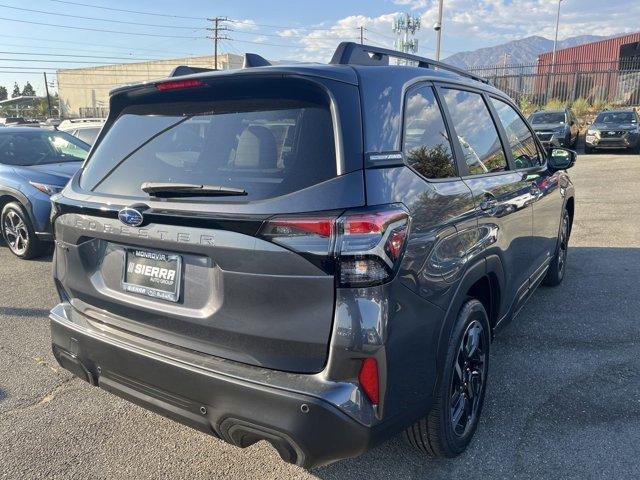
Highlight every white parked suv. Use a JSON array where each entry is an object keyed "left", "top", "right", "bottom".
[{"left": 58, "top": 118, "right": 105, "bottom": 145}]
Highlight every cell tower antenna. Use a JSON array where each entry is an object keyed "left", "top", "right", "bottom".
[{"left": 393, "top": 13, "right": 421, "bottom": 65}]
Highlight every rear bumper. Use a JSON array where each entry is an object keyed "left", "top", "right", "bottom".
[{"left": 49, "top": 303, "right": 380, "bottom": 468}]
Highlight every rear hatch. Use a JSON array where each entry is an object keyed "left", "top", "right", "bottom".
[{"left": 52, "top": 73, "right": 364, "bottom": 373}]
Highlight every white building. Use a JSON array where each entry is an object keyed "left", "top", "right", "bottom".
[{"left": 57, "top": 53, "right": 243, "bottom": 118}]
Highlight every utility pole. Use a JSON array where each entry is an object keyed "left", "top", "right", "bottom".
[
  {"left": 547, "top": 0, "right": 563, "bottom": 102},
  {"left": 360, "top": 26, "right": 364, "bottom": 45},
  {"left": 434, "top": 0, "right": 444, "bottom": 60},
  {"left": 43, "top": 72, "right": 52, "bottom": 118},
  {"left": 501, "top": 52, "right": 511, "bottom": 70},
  {"left": 206, "top": 17, "right": 231, "bottom": 70},
  {"left": 551, "top": 0, "right": 563, "bottom": 75},
  {"left": 393, "top": 13, "right": 421, "bottom": 64}
]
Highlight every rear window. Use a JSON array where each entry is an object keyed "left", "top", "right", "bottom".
[
  {"left": 80, "top": 90, "right": 337, "bottom": 201},
  {"left": 528, "top": 112, "right": 565, "bottom": 124}
]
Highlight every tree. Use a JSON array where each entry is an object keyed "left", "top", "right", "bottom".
[
  {"left": 0, "top": 86, "right": 7, "bottom": 101},
  {"left": 11, "top": 82, "right": 20, "bottom": 98},
  {"left": 21, "top": 82, "right": 36, "bottom": 96}
]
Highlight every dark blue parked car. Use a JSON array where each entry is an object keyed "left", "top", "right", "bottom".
[{"left": 0, "top": 127, "right": 89, "bottom": 259}]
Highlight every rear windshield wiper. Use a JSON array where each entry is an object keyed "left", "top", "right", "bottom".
[{"left": 141, "top": 182, "right": 247, "bottom": 198}]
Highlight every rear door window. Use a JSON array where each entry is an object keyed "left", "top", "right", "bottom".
[
  {"left": 490, "top": 98, "right": 543, "bottom": 169},
  {"left": 402, "top": 85, "right": 457, "bottom": 179},
  {"left": 441, "top": 88, "right": 508, "bottom": 175},
  {"left": 80, "top": 95, "right": 336, "bottom": 201}
]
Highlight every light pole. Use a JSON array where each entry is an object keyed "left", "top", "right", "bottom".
[{"left": 434, "top": 0, "right": 444, "bottom": 60}]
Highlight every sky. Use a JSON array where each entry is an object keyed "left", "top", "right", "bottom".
[{"left": 0, "top": 0, "right": 638, "bottom": 97}]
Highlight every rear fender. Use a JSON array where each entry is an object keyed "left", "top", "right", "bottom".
[{"left": 433, "top": 253, "right": 504, "bottom": 390}]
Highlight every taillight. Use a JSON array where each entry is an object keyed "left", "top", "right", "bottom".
[
  {"left": 358, "top": 358, "right": 379, "bottom": 405},
  {"left": 337, "top": 206, "right": 409, "bottom": 287},
  {"left": 155, "top": 79, "right": 206, "bottom": 91},
  {"left": 258, "top": 204, "right": 409, "bottom": 286},
  {"left": 258, "top": 214, "right": 338, "bottom": 257}
]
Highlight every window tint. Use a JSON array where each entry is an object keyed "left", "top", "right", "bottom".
[
  {"left": 80, "top": 97, "right": 336, "bottom": 200},
  {"left": 490, "top": 98, "right": 543, "bottom": 169},
  {"left": 402, "top": 86, "right": 456, "bottom": 179},
  {"left": 442, "top": 89, "right": 507, "bottom": 175},
  {"left": 0, "top": 131, "right": 89, "bottom": 166}
]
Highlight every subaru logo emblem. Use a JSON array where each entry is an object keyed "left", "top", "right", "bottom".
[{"left": 118, "top": 207, "right": 144, "bottom": 227}]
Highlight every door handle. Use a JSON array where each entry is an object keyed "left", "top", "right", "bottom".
[
  {"left": 479, "top": 193, "right": 497, "bottom": 211},
  {"left": 530, "top": 182, "right": 542, "bottom": 198}
]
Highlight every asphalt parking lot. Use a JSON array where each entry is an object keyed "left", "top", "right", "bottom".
[{"left": 1, "top": 152, "right": 639, "bottom": 479}]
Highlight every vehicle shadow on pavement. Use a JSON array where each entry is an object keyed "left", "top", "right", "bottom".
[
  {"left": 312, "top": 246, "right": 640, "bottom": 480},
  {"left": 0, "top": 307, "right": 51, "bottom": 318},
  {"left": 0, "top": 238, "right": 53, "bottom": 262}
]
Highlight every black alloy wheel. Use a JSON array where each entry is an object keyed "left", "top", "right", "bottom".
[{"left": 449, "top": 319, "right": 487, "bottom": 437}]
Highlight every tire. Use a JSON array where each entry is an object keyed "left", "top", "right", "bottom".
[
  {"left": 404, "top": 299, "right": 490, "bottom": 457},
  {"left": 1, "top": 202, "right": 46, "bottom": 259},
  {"left": 543, "top": 209, "right": 570, "bottom": 287},
  {"left": 584, "top": 145, "right": 593, "bottom": 154}
]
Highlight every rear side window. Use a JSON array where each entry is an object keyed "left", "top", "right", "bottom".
[
  {"left": 490, "top": 98, "right": 543, "bottom": 169},
  {"left": 402, "top": 86, "right": 456, "bottom": 179},
  {"left": 441, "top": 88, "right": 508, "bottom": 175},
  {"left": 80, "top": 91, "right": 336, "bottom": 200},
  {"left": 76, "top": 127, "right": 100, "bottom": 145}
]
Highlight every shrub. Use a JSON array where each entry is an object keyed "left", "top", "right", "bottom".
[
  {"left": 571, "top": 98, "right": 590, "bottom": 117},
  {"left": 592, "top": 99, "right": 612, "bottom": 112},
  {"left": 518, "top": 96, "right": 538, "bottom": 116},
  {"left": 544, "top": 98, "right": 566, "bottom": 110}
]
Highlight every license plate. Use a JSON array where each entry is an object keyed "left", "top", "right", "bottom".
[{"left": 122, "top": 248, "right": 182, "bottom": 302}]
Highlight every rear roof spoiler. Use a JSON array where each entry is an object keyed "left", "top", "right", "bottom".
[
  {"left": 170, "top": 65, "right": 215, "bottom": 77},
  {"left": 243, "top": 53, "right": 271, "bottom": 68}
]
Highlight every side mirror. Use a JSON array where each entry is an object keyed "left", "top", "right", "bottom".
[{"left": 548, "top": 147, "right": 576, "bottom": 170}]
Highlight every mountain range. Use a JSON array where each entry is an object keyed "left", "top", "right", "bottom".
[{"left": 443, "top": 35, "right": 608, "bottom": 68}]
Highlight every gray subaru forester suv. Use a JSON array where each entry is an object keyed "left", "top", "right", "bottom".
[{"left": 49, "top": 43, "right": 576, "bottom": 468}]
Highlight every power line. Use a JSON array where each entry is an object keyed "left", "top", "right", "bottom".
[
  {"left": 232, "top": 29, "right": 355, "bottom": 41},
  {"left": 0, "top": 16, "right": 206, "bottom": 39},
  {"left": 0, "top": 33, "right": 200, "bottom": 56},
  {"left": 365, "top": 28, "right": 397, "bottom": 41},
  {"left": 0, "top": 51, "right": 174, "bottom": 62},
  {"left": 0, "top": 65, "right": 219, "bottom": 75},
  {"left": 46, "top": 0, "right": 205, "bottom": 20},
  {"left": 0, "top": 4, "right": 206, "bottom": 30},
  {"left": 230, "top": 38, "right": 311, "bottom": 49},
  {"left": 230, "top": 20, "right": 358, "bottom": 32}
]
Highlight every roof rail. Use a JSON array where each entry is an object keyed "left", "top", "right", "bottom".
[
  {"left": 330, "top": 42, "right": 488, "bottom": 84},
  {"left": 243, "top": 53, "right": 271, "bottom": 68},
  {"left": 170, "top": 65, "right": 215, "bottom": 77}
]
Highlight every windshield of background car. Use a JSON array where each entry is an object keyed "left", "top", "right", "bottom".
[
  {"left": 594, "top": 112, "right": 636, "bottom": 124},
  {"left": 0, "top": 131, "right": 89, "bottom": 166},
  {"left": 80, "top": 85, "right": 337, "bottom": 201},
  {"left": 529, "top": 112, "right": 565, "bottom": 124}
]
